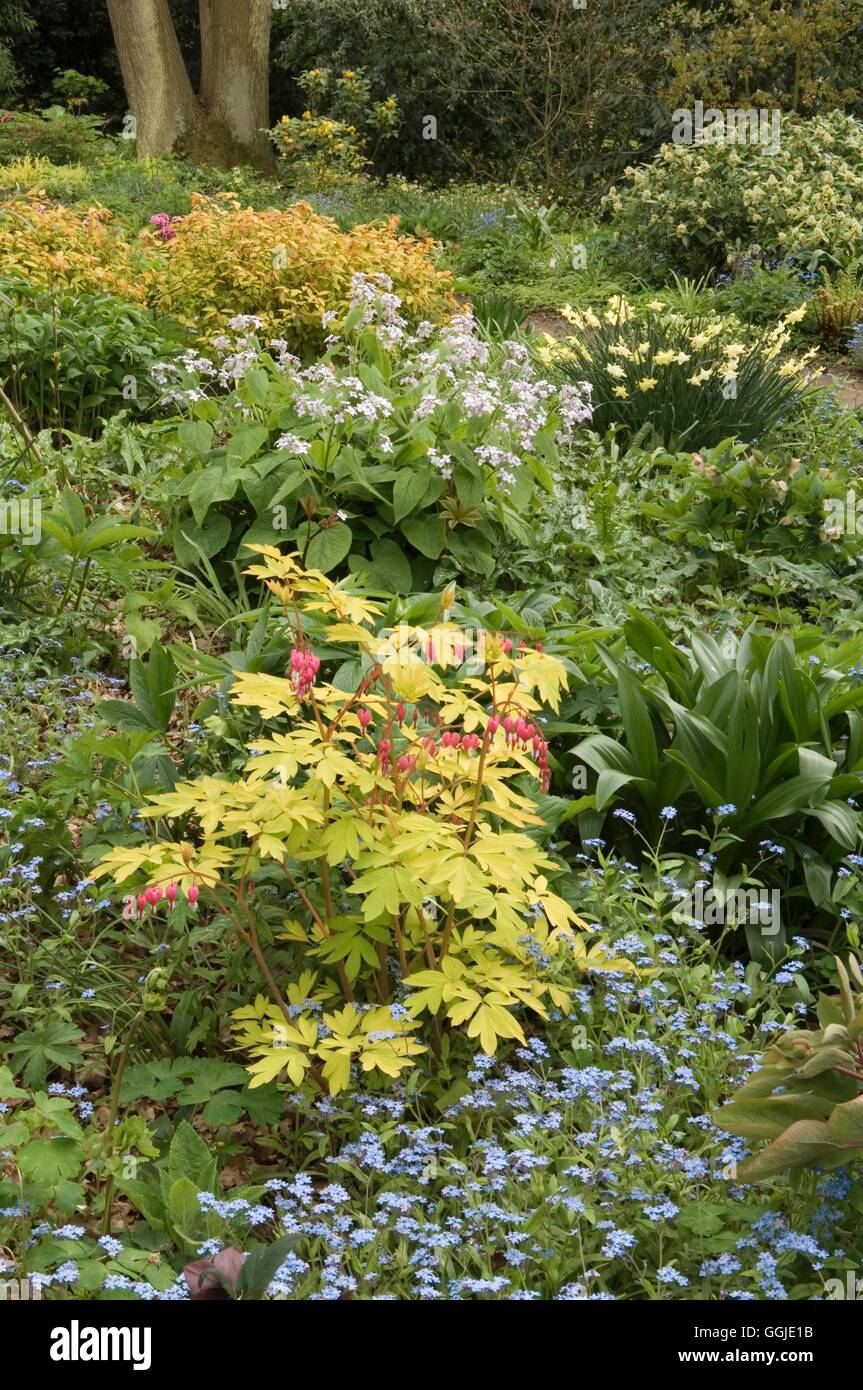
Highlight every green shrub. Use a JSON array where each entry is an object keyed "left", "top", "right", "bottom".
[
  {"left": 0, "top": 276, "right": 179, "bottom": 436},
  {"left": 713, "top": 254, "right": 816, "bottom": 326},
  {"left": 0, "top": 106, "right": 106, "bottom": 164},
  {"left": 271, "top": 67, "right": 401, "bottom": 190},
  {"left": 606, "top": 111, "right": 863, "bottom": 279},
  {"left": 150, "top": 282, "right": 590, "bottom": 586},
  {"left": 643, "top": 438, "right": 855, "bottom": 565}
]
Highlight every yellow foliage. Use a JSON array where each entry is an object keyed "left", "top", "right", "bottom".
[
  {"left": 96, "top": 547, "right": 633, "bottom": 1093},
  {"left": 0, "top": 197, "right": 147, "bottom": 300},
  {"left": 142, "top": 193, "right": 454, "bottom": 347}
]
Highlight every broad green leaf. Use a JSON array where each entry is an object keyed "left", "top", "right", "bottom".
[
  {"left": 393, "top": 466, "right": 433, "bottom": 523},
  {"left": 178, "top": 420, "right": 214, "bottom": 457},
  {"left": 305, "top": 522, "right": 353, "bottom": 573},
  {"left": 168, "top": 1120, "right": 217, "bottom": 1192}
]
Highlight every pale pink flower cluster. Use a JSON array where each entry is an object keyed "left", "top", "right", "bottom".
[{"left": 157, "top": 278, "right": 593, "bottom": 489}]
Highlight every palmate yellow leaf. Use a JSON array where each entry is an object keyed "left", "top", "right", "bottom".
[
  {"left": 91, "top": 844, "right": 162, "bottom": 883},
  {"left": 246, "top": 1048, "right": 308, "bottom": 1088},
  {"left": 359, "top": 1044, "right": 423, "bottom": 1078},
  {"left": 286, "top": 969, "right": 324, "bottom": 1004},
  {"left": 570, "top": 936, "right": 643, "bottom": 975},
  {"left": 230, "top": 671, "right": 299, "bottom": 719},
  {"left": 483, "top": 681, "right": 543, "bottom": 715},
  {"left": 477, "top": 798, "right": 543, "bottom": 829},
  {"left": 403, "top": 961, "right": 467, "bottom": 1014},
  {"left": 308, "top": 590, "right": 382, "bottom": 625},
  {"left": 381, "top": 659, "right": 443, "bottom": 703},
  {"left": 447, "top": 990, "right": 482, "bottom": 1026},
  {"left": 320, "top": 813, "right": 364, "bottom": 864},
  {"left": 316, "top": 621, "right": 374, "bottom": 645},
  {"left": 278, "top": 918, "right": 310, "bottom": 942},
  {"left": 230, "top": 993, "right": 278, "bottom": 1025},
  {"left": 319, "top": 1047, "right": 353, "bottom": 1095},
  {"left": 315, "top": 745, "right": 358, "bottom": 788},
  {"left": 257, "top": 832, "right": 287, "bottom": 862},
  {"left": 139, "top": 776, "right": 242, "bottom": 837},
  {"left": 350, "top": 864, "right": 423, "bottom": 918},
  {"left": 466, "top": 1000, "right": 525, "bottom": 1054},
  {"left": 435, "top": 689, "right": 478, "bottom": 724},
  {"left": 514, "top": 650, "right": 569, "bottom": 711},
  {"left": 469, "top": 834, "right": 543, "bottom": 885},
  {"left": 425, "top": 854, "right": 483, "bottom": 905}
]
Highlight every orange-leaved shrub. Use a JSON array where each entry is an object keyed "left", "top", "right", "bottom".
[
  {"left": 140, "top": 193, "right": 454, "bottom": 348},
  {"left": 0, "top": 197, "right": 147, "bottom": 301}
]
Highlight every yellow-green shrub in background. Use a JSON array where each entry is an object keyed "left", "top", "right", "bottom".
[
  {"left": 0, "top": 196, "right": 145, "bottom": 300},
  {"left": 606, "top": 111, "right": 863, "bottom": 278},
  {"left": 142, "top": 193, "right": 453, "bottom": 348},
  {"left": 0, "top": 156, "right": 92, "bottom": 198}
]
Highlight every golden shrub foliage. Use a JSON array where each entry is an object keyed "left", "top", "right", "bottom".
[
  {"left": 0, "top": 192, "right": 453, "bottom": 349},
  {"left": 0, "top": 197, "right": 147, "bottom": 301},
  {"left": 141, "top": 193, "right": 454, "bottom": 347}
]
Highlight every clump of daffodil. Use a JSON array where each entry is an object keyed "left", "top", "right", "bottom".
[{"left": 543, "top": 293, "right": 813, "bottom": 449}]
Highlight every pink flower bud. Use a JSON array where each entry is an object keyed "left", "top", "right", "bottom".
[
  {"left": 398, "top": 753, "right": 417, "bottom": 774},
  {"left": 137, "top": 893, "right": 147, "bottom": 914},
  {"left": 501, "top": 638, "right": 513, "bottom": 654},
  {"left": 487, "top": 716, "right": 500, "bottom": 735},
  {"left": 397, "top": 702, "right": 406, "bottom": 722},
  {"left": 145, "top": 885, "right": 163, "bottom": 905},
  {"left": 187, "top": 883, "right": 199, "bottom": 906},
  {"left": 358, "top": 708, "right": 372, "bottom": 730},
  {"left": 166, "top": 882, "right": 178, "bottom": 905},
  {"left": 503, "top": 717, "right": 517, "bottom": 735}
]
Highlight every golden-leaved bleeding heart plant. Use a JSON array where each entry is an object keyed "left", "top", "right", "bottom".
[{"left": 95, "top": 546, "right": 633, "bottom": 1094}]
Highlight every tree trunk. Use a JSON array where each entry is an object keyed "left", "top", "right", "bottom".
[
  {"left": 199, "top": 0, "right": 273, "bottom": 166},
  {"left": 106, "top": 0, "right": 201, "bottom": 157}
]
